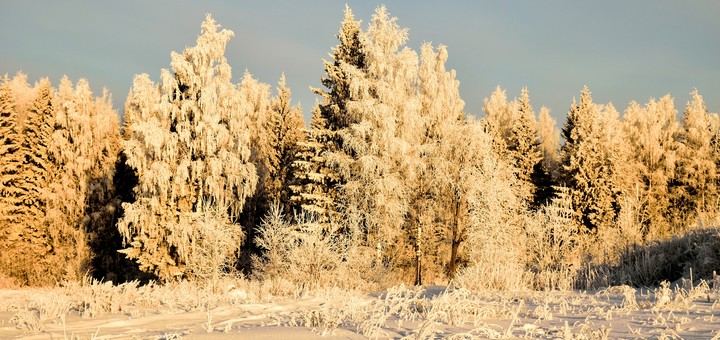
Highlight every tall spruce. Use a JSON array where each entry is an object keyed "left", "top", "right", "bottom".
[
  {"left": 560, "top": 86, "right": 619, "bottom": 231},
  {"left": 300, "top": 5, "right": 366, "bottom": 225},
  {"left": 269, "top": 74, "right": 305, "bottom": 211},
  {"left": 0, "top": 76, "right": 27, "bottom": 283}
]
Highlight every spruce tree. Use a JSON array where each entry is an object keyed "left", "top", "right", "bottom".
[
  {"left": 0, "top": 76, "right": 26, "bottom": 283},
  {"left": 269, "top": 74, "right": 305, "bottom": 211},
  {"left": 300, "top": 4, "right": 366, "bottom": 225},
  {"left": 560, "top": 86, "right": 619, "bottom": 231},
  {"left": 289, "top": 104, "right": 339, "bottom": 223}
]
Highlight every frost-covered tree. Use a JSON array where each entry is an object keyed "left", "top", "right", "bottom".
[
  {"left": 456, "top": 119, "right": 524, "bottom": 291},
  {"left": 298, "top": 5, "right": 367, "bottom": 225},
  {"left": 242, "top": 73, "right": 303, "bottom": 231},
  {"left": 483, "top": 87, "right": 552, "bottom": 208},
  {"left": 560, "top": 86, "right": 620, "bottom": 231},
  {"left": 414, "top": 43, "right": 468, "bottom": 281},
  {"left": 0, "top": 75, "right": 32, "bottom": 283},
  {"left": 289, "top": 104, "right": 339, "bottom": 223},
  {"left": 622, "top": 96, "right": 679, "bottom": 237},
  {"left": 537, "top": 107, "right": 561, "bottom": 179},
  {"left": 337, "top": 5, "right": 421, "bottom": 280},
  {"left": 237, "top": 71, "right": 272, "bottom": 243},
  {"left": 0, "top": 75, "right": 58, "bottom": 285},
  {"left": 483, "top": 86, "right": 514, "bottom": 157},
  {"left": 118, "top": 15, "right": 257, "bottom": 281},
  {"left": 671, "top": 90, "right": 718, "bottom": 228},
  {"left": 268, "top": 74, "right": 305, "bottom": 210},
  {"left": 44, "top": 77, "right": 121, "bottom": 282},
  {"left": 0, "top": 74, "right": 119, "bottom": 285}
]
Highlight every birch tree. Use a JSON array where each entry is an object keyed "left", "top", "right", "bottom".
[
  {"left": 622, "top": 96, "right": 679, "bottom": 237},
  {"left": 118, "top": 15, "right": 257, "bottom": 281},
  {"left": 671, "top": 90, "right": 718, "bottom": 228}
]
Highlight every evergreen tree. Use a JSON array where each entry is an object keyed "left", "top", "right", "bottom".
[
  {"left": 118, "top": 15, "right": 257, "bottom": 281},
  {"left": 0, "top": 75, "right": 26, "bottom": 283},
  {"left": 300, "top": 4, "right": 366, "bottom": 225},
  {"left": 560, "top": 86, "right": 619, "bottom": 231},
  {"left": 18, "top": 79, "right": 54, "bottom": 284},
  {"left": 289, "top": 104, "right": 338, "bottom": 223},
  {"left": 337, "top": 5, "right": 420, "bottom": 279},
  {"left": 269, "top": 74, "right": 305, "bottom": 211}
]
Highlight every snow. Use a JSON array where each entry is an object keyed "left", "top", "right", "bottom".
[{"left": 2, "top": 284, "right": 720, "bottom": 339}]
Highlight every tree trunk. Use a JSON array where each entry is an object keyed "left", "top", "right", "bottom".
[{"left": 448, "top": 198, "right": 461, "bottom": 279}]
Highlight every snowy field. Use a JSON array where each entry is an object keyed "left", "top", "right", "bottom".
[{"left": 2, "top": 280, "right": 720, "bottom": 339}]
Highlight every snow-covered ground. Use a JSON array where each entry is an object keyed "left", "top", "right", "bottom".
[{"left": 1, "top": 282, "right": 719, "bottom": 339}]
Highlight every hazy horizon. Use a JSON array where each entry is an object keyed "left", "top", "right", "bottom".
[{"left": 2, "top": 1, "right": 719, "bottom": 122}]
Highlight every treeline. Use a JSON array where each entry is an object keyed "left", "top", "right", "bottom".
[{"left": 2, "top": 6, "right": 719, "bottom": 290}]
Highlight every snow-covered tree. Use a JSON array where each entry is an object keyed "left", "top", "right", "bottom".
[
  {"left": 482, "top": 86, "right": 514, "bottom": 157},
  {"left": 297, "top": 5, "right": 367, "bottom": 225},
  {"left": 537, "top": 107, "right": 561, "bottom": 179},
  {"left": 483, "top": 87, "right": 553, "bottom": 208},
  {"left": 289, "top": 104, "right": 339, "bottom": 223},
  {"left": 241, "top": 73, "right": 303, "bottom": 229},
  {"left": 560, "top": 86, "right": 620, "bottom": 231},
  {"left": 0, "top": 75, "right": 34, "bottom": 284},
  {"left": 268, "top": 74, "right": 305, "bottom": 210},
  {"left": 118, "top": 15, "right": 257, "bottom": 281},
  {"left": 336, "top": 5, "right": 421, "bottom": 280},
  {"left": 237, "top": 71, "right": 272, "bottom": 245},
  {"left": 671, "top": 90, "right": 718, "bottom": 228},
  {"left": 414, "top": 43, "right": 468, "bottom": 281},
  {"left": 621, "top": 96, "right": 679, "bottom": 237},
  {"left": 44, "top": 77, "right": 122, "bottom": 282},
  {"left": 456, "top": 119, "right": 524, "bottom": 291}
]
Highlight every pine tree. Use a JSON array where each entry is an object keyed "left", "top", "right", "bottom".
[{"left": 118, "top": 15, "right": 257, "bottom": 281}]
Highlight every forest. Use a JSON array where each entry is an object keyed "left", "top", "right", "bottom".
[{"left": 2, "top": 5, "right": 720, "bottom": 297}]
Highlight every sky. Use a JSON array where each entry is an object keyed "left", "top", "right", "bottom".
[{"left": 2, "top": 1, "right": 719, "bottom": 124}]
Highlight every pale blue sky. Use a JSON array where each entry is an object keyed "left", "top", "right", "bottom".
[{"left": 2, "top": 1, "right": 719, "bottom": 123}]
